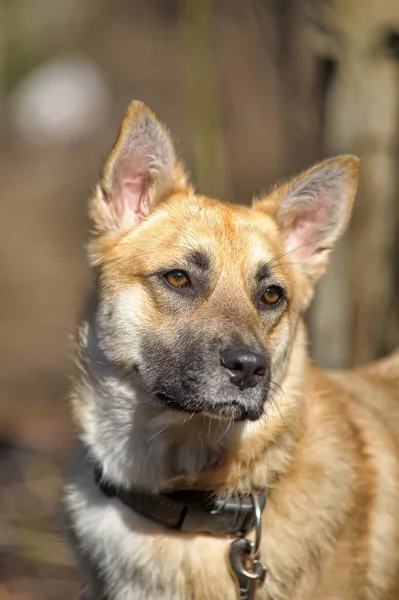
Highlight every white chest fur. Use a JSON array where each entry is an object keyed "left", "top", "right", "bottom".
[{"left": 65, "top": 462, "right": 243, "bottom": 600}]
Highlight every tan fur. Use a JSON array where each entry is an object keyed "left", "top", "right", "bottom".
[{"left": 65, "top": 102, "right": 399, "bottom": 600}]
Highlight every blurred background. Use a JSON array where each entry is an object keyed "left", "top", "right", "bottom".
[{"left": 0, "top": 0, "right": 398, "bottom": 597}]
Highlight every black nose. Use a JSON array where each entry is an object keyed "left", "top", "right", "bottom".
[{"left": 221, "top": 346, "right": 267, "bottom": 390}]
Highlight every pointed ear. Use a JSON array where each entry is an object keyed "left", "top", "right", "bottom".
[
  {"left": 254, "top": 156, "right": 359, "bottom": 281},
  {"left": 90, "top": 101, "right": 188, "bottom": 234}
]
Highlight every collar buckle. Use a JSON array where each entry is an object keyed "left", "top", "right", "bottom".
[{"left": 178, "top": 492, "right": 266, "bottom": 536}]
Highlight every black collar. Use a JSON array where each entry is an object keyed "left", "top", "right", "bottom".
[{"left": 94, "top": 466, "right": 266, "bottom": 537}]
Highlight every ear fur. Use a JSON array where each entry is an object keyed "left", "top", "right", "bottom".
[
  {"left": 254, "top": 156, "right": 359, "bottom": 282},
  {"left": 90, "top": 101, "right": 188, "bottom": 235}
]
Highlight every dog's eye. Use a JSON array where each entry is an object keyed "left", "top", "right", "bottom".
[
  {"left": 164, "top": 270, "right": 191, "bottom": 288},
  {"left": 263, "top": 285, "right": 283, "bottom": 305}
]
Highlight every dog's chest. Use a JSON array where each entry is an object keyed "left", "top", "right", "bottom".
[{"left": 66, "top": 478, "right": 244, "bottom": 600}]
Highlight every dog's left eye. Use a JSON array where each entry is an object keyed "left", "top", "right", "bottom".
[
  {"left": 164, "top": 270, "right": 191, "bottom": 288},
  {"left": 263, "top": 285, "right": 284, "bottom": 305}
]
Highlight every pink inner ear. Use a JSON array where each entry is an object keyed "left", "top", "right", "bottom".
[
  {"left": 121, "top": 174, "right": 148, "bottom": 212},
  {"left": 108, "top": 174, "right": 148, "bottom": 221},
  {"left": 108, "top": 149, "right": 151, "bottom": 222},
  {"left": 285, "top": 202, "right": 334, "bottom": 256}
]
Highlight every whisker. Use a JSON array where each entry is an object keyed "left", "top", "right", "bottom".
[
  {"left": 176, "top": 228, "right": 199, "bottom": 255},
  {"left": 270, "top": 260, "right": 311, "bottom": 269},
  {"left": 107, "top": 371, "right": 134, "bottom": 402},
  {"left": 268, "top": 381, "right": 287, "bottom": 425},
  {"left": 162, "top": 410, "right": 196, "bottom": 440},
  {"left": 268, "top": 393, "right": 285, "bottom": 426},
  {"left": 217, "top": 416, "right": 234, "bottom": 444},
  {"left": 268, "top": 232, "right": 332, "bottom": 268},
  {"left": 268, "top": 241, "right": 314, "bottom": 266},
  {"left": 176, "top": 413, "right": 192, "bottom": 436},
  {"left": 270, "top": 380, "right": 288, "bottom": 404},
  {"left": 147, "top": 427, "right": 166, "bottom": 442}
]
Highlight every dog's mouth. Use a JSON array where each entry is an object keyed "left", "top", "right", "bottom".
[
  {"left": 155, "top": 393, "right": 202, "bottom": 415},
  {"left": 155, "top": 392, "right": 264, "bottom": 422}
]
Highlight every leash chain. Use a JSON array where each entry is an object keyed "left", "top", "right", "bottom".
[{"left": 229, "top": 493, "right": 267, "bottom": 600}]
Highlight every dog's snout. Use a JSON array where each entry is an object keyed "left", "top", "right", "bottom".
[{"left": 221, "top": 346, "right": 267, "bottom": 389}]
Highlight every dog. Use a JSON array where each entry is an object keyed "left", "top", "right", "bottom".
[{"left": 64, "top": 100, "right": 399, "bottom": 600}]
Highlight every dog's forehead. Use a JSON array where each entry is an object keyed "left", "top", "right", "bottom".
[
  {"left": 145, "top": 193, "right": 282, "bottom": 263},
  {"left": 108, "top": 192, "right": 291, "bottom": 285}
]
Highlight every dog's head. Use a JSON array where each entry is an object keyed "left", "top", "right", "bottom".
[{"left": 87, "top": 101, "right": 358, "bottom": 424}]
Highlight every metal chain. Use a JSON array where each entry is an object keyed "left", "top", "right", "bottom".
[{"left": 229, "top": 494, "right": 267, "bottom": 600}]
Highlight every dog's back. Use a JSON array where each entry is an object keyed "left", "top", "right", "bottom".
[
  {"left": 297, "top": 354, "right": 399, "bottom": 600},
  {"left": 331, "top": 350, "right": 399, "bottom": 434}
]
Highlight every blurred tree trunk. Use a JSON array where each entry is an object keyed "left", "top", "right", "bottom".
[
  {"left": 308, "top": 0, "right": 399, "bottom": 367},
  {"left": 179, "top": 0, "right": 229, "bottom": 198},
  {"left": 179, "top": 0, "right": 319, "bottom": 204}
]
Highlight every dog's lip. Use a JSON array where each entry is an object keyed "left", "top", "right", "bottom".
[
  {"left": 155, "top": 392, "right": 202, "bottom": 415},
  {"left": 154, "top": 392, "right": 263, "bottom": 422},
  {"left": 211, "top": 400, "right": 264, "bottom": 422}
]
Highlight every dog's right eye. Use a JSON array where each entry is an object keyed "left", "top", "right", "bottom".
[{"left": 164, "top": 270, "right": 191, "bottom": 288}]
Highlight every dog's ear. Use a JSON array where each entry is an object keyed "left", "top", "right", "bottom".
[
  {"left": 90, "top": 101, "right": 188, "bottom": 234},
  {"left": 254, "top": 156, "right": 359, "bottom": 282}
]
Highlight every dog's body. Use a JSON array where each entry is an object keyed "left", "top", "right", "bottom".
[{"left": 65, "top": 102, "right": 399, "bottom": 600}]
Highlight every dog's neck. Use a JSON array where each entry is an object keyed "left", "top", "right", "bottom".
[{"left": 72, "top": 320, "right": 306, "bottom": 494}]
